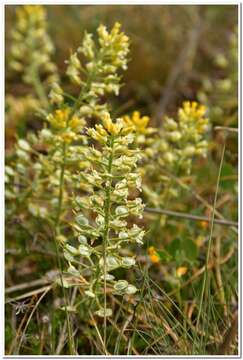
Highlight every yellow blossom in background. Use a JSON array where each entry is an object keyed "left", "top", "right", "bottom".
[
  {"left": 176, "top": 266, "right": 188, "bottom": 277},
  {"left": 88, "top": 113, "right": 137, "bottom": 143},
  {"left": 180, "top": 101, "right": 206, "bottom": 120},
  {"left": 178, "top": 101, "right": 209, "bottom": 135},
  {"left": 102, "top": 113, "right": 123, "bottom": 135},
  {"left": 122, "top": 111, "right": 156, "bottom": 150},
  {"left": 122, "top": 111, "right": 156, "bottom": 142},
  {"left": 61, "top": 132, "right": 76, "bottom": 144},
  {"left": 10, "top": 5, "right": 58, "bottom": 90},
  {"left": 195, "top": 235, "right": 206, "bottom": 247},
  {"left": 46, "top": 108, "right": 85, "bottom": 142},
  {"left": 123, "top": 111, "right": 150, "bottom": 134},
  {"left": 47, "top": 108, "right": 70, "bottom": 129},
  {"left": 97, "top": 22, "right": 129, "bottom": 70},
  {"left": 17, "top": 4, "right": 46, "bottom": 20},
  {"left": 158, "top": 100, "right": 210, "bottom": 171},
  {"left": 148, "top": 246, "right": 160, "bottom": 264},
  {"left": 143, "top": 100, "right": 211, "bottom": 212},
  {"left": 198, "top": 220, "right": 209, "bottom": 230}
]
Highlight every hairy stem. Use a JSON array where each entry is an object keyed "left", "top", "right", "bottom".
[
  {"left": 102, "top": 136, "right": 115, "bottom": 354},
  {"left": 52, "top": 71, "right": 97, "bottom": 354},
  {"left": 54, "top": 141, "right": 75, "bottom": 355}
]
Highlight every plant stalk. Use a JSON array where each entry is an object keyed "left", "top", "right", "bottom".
[{"left": 102, "top": 136, "right": 115, "bottom": 354}]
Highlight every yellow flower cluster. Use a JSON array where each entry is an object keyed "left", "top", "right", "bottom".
[
  {"left": 9, "top": 5, "right": 58, "bottom": 86},
  {"left": 87, "top": 112, "right": 134, "bottom": 143},
  {"left": 65, "top": 111, "right": 144, "bottom": 315},
  {"left": 122, "top": 112, "right": 156, "bottom": 158},
  {"left": 178, "top": 101, "right": 209, "bottom": 135},
  {"left": 142, "top": 101, "right": 210, "bottom": 210},
  {"left": 197, "top": 27, "right": 237, "bottom": 126},
  {"left": 97, "top": 22, "right": 129, "bottom": 70},
  {"left": 49, "top": 22, "right": 130, "bottom": 121},
  {"left": 159, "top": 101, "right": 209, "bottom": 172},
  {"left": 176, "top": 266, "right": 188, "bottom": 277},
  {"left": 122, "top": 111, "right": 153, "bottom": 135},
  {"left": 65, "top": 22, "right": 129, "bottom": 97},
  {"left": 49, "top": 83, "right": 64, "bottom": 105},
  {"left": 148, "top": 246, "right": 160, "bottom": 264},
  {"left": 65, "top": 52, "right": 82, "bottom": 86},
  {"left": 180, "top": 101, "right": 206, "bottom": 118},
  {"left": 46, "top": 108, "right": 85, "bottom": 144},
  {"left": 47, "top": 109, "right": 70, "bottom": 129},
  {"left": 14, "top": 5, "right": 46, "bottom": 35}
]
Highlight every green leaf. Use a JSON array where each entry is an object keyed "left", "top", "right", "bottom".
[
  {"left": 157, "top": 249, "right": 172, "bottom": 262},
  {"left": 166, "top": 238, "right": 181, "bottom": 258},
  {"left": 181, "top": 238, "right": 198, "bottom": 261},
  {"left": 166, "top": 237, "right": 198, "bottom": 262},
  {"left": 220, "top": 163, "right": 237, "bottom": 190}
]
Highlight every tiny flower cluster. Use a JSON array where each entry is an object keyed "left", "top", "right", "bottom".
[
  {"left": 9, "top": 5, "right": 58, "bottom": 87},
  {"left": 142, "top": 101, "right": 210, "bottom": 208},
  {"left": 46, "top": 107, "right": 86, "bottom": 144},
  {"left": 5, "top": 136, "right": 48, "bottom": 222},
  {"left": 148, "top": 246, "right": 160, "bottom": 264},
  {"left": 158, "top": 101, "right": 209, "bottom": 173},
  {"left": 78, "top": 22, "right": 129, "bottom": 97},
  {"left": 6, "top": 20, "right": 130, "bottom": 251},
  {"left": 197, "top": 27, "right": 237, "bottom": 126},
  {"left": 50, "top": 22, "right": 129, "bottom": 118},
  {"left": 35, "top": 22, "right": 130, "bottom": 224},
  {"left": 62, "top": 113, "right": 145, "bottom": 316},
  {"left": 122, "top": 111, "right": 156, "bottom": 154}
]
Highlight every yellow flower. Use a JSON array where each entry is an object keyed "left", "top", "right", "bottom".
[
  {"left": 47, "top": 108, "right": 69, "bottom": 129},
  {"left": 16, "top": 5, "right": 46, "bottom": 25},
  {"left": 97, "top": 22, "right": 129, "bottom": 70},
  {"left": 198, "top": 220, "right": 209, "bottom": 230},
  {"left": 195, "top": 235, "right": 206, "bottom": 247},
  {"left": 102, "top": 113, "right": 122, "bottom": 135},
  {"left": 179, "top": 101, "right": 207, "bottom": 122},
  {"left": 11, "top": 5, "right": 58, "bottom": 88},
  {"left": 47, "top": 108, "right": 85, "bottom": 133},
  {"left": 69, "top": 116, "right": 85, "bottom": 132},
  {"left": 122, "top": 111, "right": 151, "bottom": 134},
  {"left": 176, "top": 266, "right": 188, "bottom": 277},
  {"left": 55, "top": 109, "right": 70, "bottom": 121},
  {"left": 148, "top": 246, "right": 160, "bottom": 264},
  {"left": 87, "top": 125, "right": 107, "bottom": 143},
  {"left": 61, "top": 131, "right": 76, "bottom": 144}
]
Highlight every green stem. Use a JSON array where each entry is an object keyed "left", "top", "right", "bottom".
[
  {"left": 53, "top": 141, "right": 75, "bottom": 355},
  {"left": 51, "top": 53, "right": 108, "bottom": 353},
  {"left": 31, "top": 67, "right": 49, "bottom": 110},
  {"left": 102, "top": 136, "right": 115, "bottom": 354},
  {"left": 55, "top": 142, "right": 67, "bottom": 231},
  {"left": 49, "top": 64, "right": 96, "bottom": 354},
  {"left": 194, "top": 143, "right": 225, "bottom": 352},
  {"left": 51, "top": 69, "right": 96, "bottom": 354}
]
